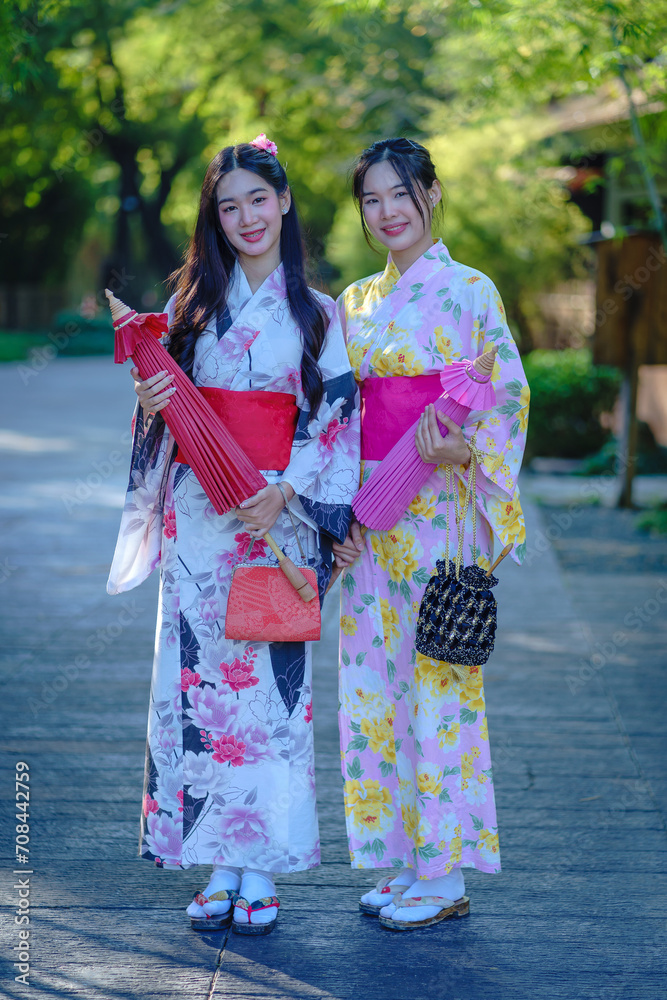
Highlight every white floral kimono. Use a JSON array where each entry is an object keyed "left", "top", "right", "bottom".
[{"left": 107, "top": 263, "right": 359, "bottom": 872}]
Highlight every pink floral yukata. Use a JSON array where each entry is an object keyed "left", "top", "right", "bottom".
[{"left": 337, "top": 241, "right": 529, "bottom": 879}]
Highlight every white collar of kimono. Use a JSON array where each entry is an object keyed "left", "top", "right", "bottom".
[
  {"left": 229, "top": 259, "right": 285, "bottom": 314},
  {"left": 384, "top": 237, "right": 446, "bottom": 283}
]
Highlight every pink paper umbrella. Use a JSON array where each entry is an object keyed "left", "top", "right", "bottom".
[
  {"left": 352, "top": 349, "right": 498, "bottom": 531},
  {"left": 106, "top": 289, "right": 267, "bottom": 514}
]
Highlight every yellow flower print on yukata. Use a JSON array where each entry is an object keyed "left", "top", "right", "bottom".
[
  {"left": 447, "top": 824, "right": 463, "bottom": 865},
  {"left": 496, "top": 498, "right": 525, "bottom": 547},
  {"left": 458, "top": 665, "right": 486, "bottom": 712},
  {"left": 438, "top": 720, "right": 460, "bottom": 750},
  {"left": 372, "top": 527, "right": 421, "bottom": 584},
  {"left": 360, "top": 706, "right": 396, "bottom": 764},
  {"left": 517, "top": 384, "right": 530, "bottom": 434},
  {"left": 347, "top": 340, "right": 370, "bottom": 379},
  {"left": 342, "top": 663, "right": 392, "bottom": 723},
  {"left": 479, "top": 717, "right": 489, "bottom": 741},
  {"left": 433, "top": 326, "right": 462, "bottom": 365},
  {"left": 380, "top": 598, "right": 401, "bottom": 650},
  {"left": 409, "top": 491, "right": 437, "bottom": 521},
  {"left": 461, "top": 750, "right": 478, "bottom": 781},
  {"left": 371, "top": 343, "right": 424, "bottom": 378},
  {"left": 414, "top": 653, "right": 457, "bottom": 699},
  {"left": 492, "top": 287, "right": 506, "bottom": 319},
  {"left": 344, "top": 779, "right": 394, "bottom": 839},
  {"left": 340, "top": 614, "right": 358, "bottom": 636},
  {"left": 416, "top": 763, "right": 442, "bottom": 797},
  {"left": 401, "top": 805, "right": 432, "bottom": 848},
  {"left": 478, "top": 827, "right": 500, "bottom": 863},
  {"left": 397, "top": 782, "right": 416, "bottom": 819}
]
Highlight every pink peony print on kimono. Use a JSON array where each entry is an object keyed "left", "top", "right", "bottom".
[
  {"left": 163, "top": 506, "right": 177, "bottom": 539},
  {"left": 143, "top": 794, "right": 159, "bottom": 817},
  {"left": 116, "top": 258, "right": 359, "bottom": 872},
  {"left": 180, "top": 667, "right": 201, "bottom": 691},
  {"left": 232, "top": 533, "right": 268, "bottom": 563},
  {"left": 319, "top": 415, "right": 349, "bottom": 451},
  {"left": 203, "top": 732, "right": 247, "bottom": 766},
  {"left": 219, "top": 647, "right": 259, "bottom": 692}
]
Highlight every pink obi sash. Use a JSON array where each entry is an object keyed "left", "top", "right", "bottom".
[
  {"left": 360, "top": 374, "right": 444, "bottom": 461},
  {"left": 174, "top": 388, "right": 298, "bottom": 470}
]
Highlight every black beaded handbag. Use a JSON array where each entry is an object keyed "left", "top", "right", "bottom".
[{"left": 415, "top": 451, "right": 508, "bottom": 667}]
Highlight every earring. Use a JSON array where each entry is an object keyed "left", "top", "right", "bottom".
[{"left": 282, "top": 207, "right": 288, "bottom": 214}]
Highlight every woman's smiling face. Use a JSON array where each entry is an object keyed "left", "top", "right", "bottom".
[
  {"left": 215, "top": 167, "right": 290, "bottom": 262},
  {"left": 360, "top": 160, "right": 438, "bottom": 253}
]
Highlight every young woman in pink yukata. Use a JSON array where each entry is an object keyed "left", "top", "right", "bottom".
[{"left": 333, "top": 138, "right": 529, "bottom": 931}]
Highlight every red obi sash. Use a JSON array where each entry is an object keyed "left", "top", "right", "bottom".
[
  {"left": 174, "top": 388, "right": 298, "bottom": 471},
  {"left": 360, "top": 374, "right": 444, "bottom": 461}
]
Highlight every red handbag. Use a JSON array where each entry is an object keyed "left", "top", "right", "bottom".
[
  {"left": 225, "top": 564, "right": 321, "bottom": 642},
  {"left": 224, "top": 500, "right": 321, "bottom": 643}
]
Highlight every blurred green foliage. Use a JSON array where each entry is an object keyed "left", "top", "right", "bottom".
[
  {"left": 1, "top": 0, "right": 666, "bottom": 326},
  {"left": 0, "top": 326, "right": 113, "bottom": 362},
  {"left": 523, "top": 349, "right": 621, "bottom": 459},
  {"left": 636, "top": 502, "right": 667, "bottom": 536},
  {"left": 579, "top": 424, "right": 667, "bottom": 474}
]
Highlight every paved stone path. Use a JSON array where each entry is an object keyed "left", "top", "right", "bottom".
[{"left": 1, "top": 357, "right": 666, "bottom": 999}]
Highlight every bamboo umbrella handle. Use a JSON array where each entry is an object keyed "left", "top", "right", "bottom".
[
  {"left": 325, "top": 525, "right": 368, "bottom": 595},
  {"left": 263, "top": 532, "right": 317, "bottom": 603},
  {"left": 486, "top": 543, "right": 513, "bottom": 577}
]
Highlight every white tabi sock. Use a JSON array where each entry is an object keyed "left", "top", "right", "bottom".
[
  {"left": 234, "top": 869, "right": 277, "bottom": 926},
  {"left": 380, "top": 869, "right": 465, "bottom": 923},
  {"left": 187, "top": 865, "right": 242, "bottom": 918},
  {"left": 360, "top": 867, "right": 417, "bottom": 908}
]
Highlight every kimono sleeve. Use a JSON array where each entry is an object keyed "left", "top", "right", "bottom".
[
  {"left": 282, "top": 302, "right": 360, "bottom": 544},
  {"left": 106, "top": 297, "right": 178, "bottom": 594},
  {"left": 454, "top": 279, "right": 529, "bottom": 563}
]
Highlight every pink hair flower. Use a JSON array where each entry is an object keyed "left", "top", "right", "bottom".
[{"left": 250, "top": 133, "right": 278, "bottom": 156}]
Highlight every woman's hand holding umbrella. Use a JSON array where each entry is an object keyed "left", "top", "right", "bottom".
[
  {"left": 415, "top": 407, "right": 470, "bottom": 467},
  {"left": 132, "top": 367, "right": 176, "bottom": 415}
]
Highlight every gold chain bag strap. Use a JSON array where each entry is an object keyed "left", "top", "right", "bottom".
[
  {"left": 415, "top": 436, "right": 499, "bottom": 669},
  {"left": 224, "top": 491, "right": 321, "bottom": 642}
]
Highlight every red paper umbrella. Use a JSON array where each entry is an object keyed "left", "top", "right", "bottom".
[
  {"left": 107, "top": 290, "right": 316, "bottom": 602},
  {"left": 106, "top": 289, "right": 267, "bottom": 514},
  {"left": 352, "top": 348, "right": 498, "bottom": 531}
]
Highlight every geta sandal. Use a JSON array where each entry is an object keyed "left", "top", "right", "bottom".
[
  {"left": 232, "top": 894, "right": 280, "bottom": 936},
  {"left": 189, "top": 889, "right": 237, "bottom": 932},
  {"left": 378, "top": 892, "right": 470, "bottom": 931}
]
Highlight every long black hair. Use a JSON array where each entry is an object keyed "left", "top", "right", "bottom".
[
  {"left": 351, "top": 137, "right": 443, "bottom": 248},
  {"left": 167, "top": 142, "right": 326, "bottom": 412}
]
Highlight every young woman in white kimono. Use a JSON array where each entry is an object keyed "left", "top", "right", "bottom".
[
  {"left": 107, "top": 136, "right": 359, "bottom": 935},
  {"left": 333, "top": 139, "right": 528, "bottom": 931}
]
